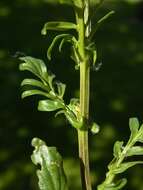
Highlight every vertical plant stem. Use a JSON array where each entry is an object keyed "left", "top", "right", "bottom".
[{"left": 77, "top": 1, "right": 92, "bottom": 190}]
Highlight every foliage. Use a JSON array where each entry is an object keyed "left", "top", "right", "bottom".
[
  {"left": 19, "top": 56, "right": 84, "bottom": 130},
  {"left": 98, "top": 118, "right": 143, "bottom": 190},
  {"left": 18, "top": 0, "right": 143, "bottom": 190},
  {"left": 31, "top": 138, "right": 68, "bottom": 190}
]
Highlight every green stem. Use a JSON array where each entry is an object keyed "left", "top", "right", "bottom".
[{"left": 76, "top": 1, "right": 92, "bottom": 190}]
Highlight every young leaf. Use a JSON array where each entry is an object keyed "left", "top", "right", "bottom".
[
  {"left": 64, "top": 110, "right": 83, "bottom": 129},
  {"left": 31, "top": 138, "right": 68, "bottom": 190},
  {"left": 112, "top": 178, "right": 127, "bottom": 190},
  {"left": 19, "top": 56, "right": 49, "bottom": 83},
  {"left": 98, "top": 118, "right": 143, "bottom": 189},
  {"left": 56, "top": 82, "right": 66, "bottom": 98},
  {"left": 21, "top": 78, "right": 50, "bottom": 92},
  {"left": 21, "top": 89, "right": 52, "bottom": 99},
  {"left": 126, "top": 146, "right": 143, "bottom": 157},
  {"left": 98, "top": 178, "right": 127, "bottom": 190},
  {"left": 47, "top": 34, "right": 70, "bottom": 60},
  {"left": 85, "top": 42, "right": 97, "bottom": 67},
  {"left": 89, "top": 10, "right": 115, "bottom": 40},
  {"left": 59, "top": 35, "right": 77, "bottom": 52},
  {"left": 113, "top": 161, "right": 143, "bottom": 174},
  {"left": 41, "top": 21, "right": 77, "bottom": 35},
  {"left": 38, "top": 99, "right": 64, "bottom": 112},
  {"left": 70, "top": 45, "right": 81, "bottom": 69},
  {"left": 113, "top": 141, "right": 123, "bottom": 159},
  {"left": 129, "top": 117, "right": 140, "bottom": 142},
  {"left": 138, "top": 124, "right": 143, "bottom": 142},
  {"left": 129, "top": 117, "right": 140, "bottom": 132},
  {"left": 47, "top": 73, "right": 56, "bottom": 93},
  {"left": 97, "top": 11, "right": 115, "bottom": 25}
]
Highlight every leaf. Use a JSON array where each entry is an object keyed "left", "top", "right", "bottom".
[
  {"left": 41, "top": 21, "right": 77, "bottom": 35},
  {"left": 92, "top": 50, "right": 97, "bottom": 66},
  {"left": 89, "top": 10, "right": 115, "bottom": 40},
  {"left": 21, "top": 78, "right": 50, "bottom": 92},
  {"left": 85, "top": 42, "right": 97, "bottom": 67},
  {"left": 97, "top": 178, "right": 127, "bottom": 190},
  {"left": 126, "top": 146, "right": 143, "bottom": 157},
  {"left": 113, "top": 178, "right": 127, "bottom": 190},
  {"left": 47, "top": 34, "right": 70, "bottom": 60},
  {"left": 97, "top": 11, "right": 115, "bottom": 25},
  {"left": 59, "top": 35, "right": 77, "bottom": 52},
  {"left": 31, "top": 138, "right": 68, "bottom": 190},
  {"left": 113, "top": 161, "right": 143, "bottom": 174},
  {"left": 64, "top": 98, "right": 84, "bottom": 129},
  {"left": 38, "top": 99, "right": 64, "bottom": 112},
  {"left": 56, "top": 82, "right": 66, "bottom": 98},
  {"left": 48, "top": 72, "right": 56, "bottom": 91},
  {"left": 19, "top": 56, "right": 49, "bottom": 83},
  {"left": 64, "top": 110, "right": 83, "bottom": 129},
  {"left": 55, "top": 110, "right": 65, "bottom": 117},
  {"left": 138, "top": 124, "right": 143, "bottom": 142},
  {"left": 129, "top": 117, "right": 140, "bottom": 142},
  {"left": 70, "top": 45, "right": 81, "bottom": 69},
  {"left": 21, "top": 89, "right": 52, "bottom": 99},
  {"left": 113, "top": 141, "right": 123, "bottom": 159},
  {"left": 129, "top": 117, "right": 140, "bottom": 132},
  {"left": 107, "top": 178, "right": 127, "bottom": 190}
]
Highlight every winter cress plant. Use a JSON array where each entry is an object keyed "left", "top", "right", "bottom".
[{"left": 19, "top": 0, "right": 143, "bottom": 190}]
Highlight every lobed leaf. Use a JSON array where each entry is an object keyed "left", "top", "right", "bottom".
[
  {"left": 41, "top": 21, "right": 77, "bottom": 35},
  {"left": 113, "top": 161, "right": 143, "bottom": 174},
  {"left": 126, "top": 146, "right": 143, "bottom": 157},
  {"left": 38, "top": 99, "right": 64, "bottom": 112},
  {"left": 31, "top": 138, "right": 68, "bottom": 190},
  {"left": 19, "top": 56, "right": 49, "bottom": 83},
  {"left": 113, "top": 141, "right": 123, "bottom": 159},
  {"left": 21, "top": 89, "right": 52, "bottom": 99},
  {"left": 21, "top": 78, "right": 50, "bottom": 92}
]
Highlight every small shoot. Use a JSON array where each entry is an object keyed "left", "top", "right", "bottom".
[{"left": 98, "top": 118, "right": 143, "bottom": 190}]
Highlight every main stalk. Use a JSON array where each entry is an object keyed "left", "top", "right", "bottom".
[{"left": 76, "top": 0, "right": 92, "bottom": 190}]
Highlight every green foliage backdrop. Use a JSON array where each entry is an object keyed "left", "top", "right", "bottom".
[{"left": 0, "top": 0, "right": 143, "bottom": 189}]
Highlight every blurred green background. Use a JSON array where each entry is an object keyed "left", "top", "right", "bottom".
[{"left": 0, "top": 0, "right": 143, "bottom": 189}]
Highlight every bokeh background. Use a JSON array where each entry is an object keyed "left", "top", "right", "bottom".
[{"left": 0, "top": 0, "right": 143, "bottom": 189}]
